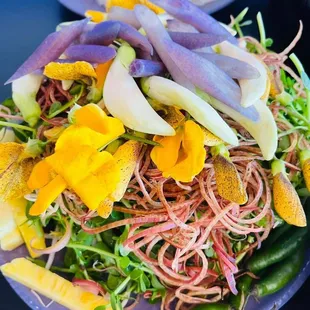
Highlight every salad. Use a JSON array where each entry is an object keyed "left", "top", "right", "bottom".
[{"left": 0, "top": 1, "right": 310, "bottom": 310}]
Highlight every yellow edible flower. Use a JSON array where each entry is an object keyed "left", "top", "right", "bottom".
[
  {"left": 105, "top": 0, "right": 165, "bottom": 14},
  {"left": 28, "top": 104, "right": 125, "bottom": 217},
  {"left": 44, "top": 61, "right": 97, "bottom": 81},
  {"left": 85, "top": 10, "right": 107, "bottom": 23},
  {"left": 151, "top": 120, "right": 206, "bottom": 182},
  {"left": 272, "top": 160, "right": 306, "bottom": 227},
  {"left": 0, "top": 142, "right": 39, "bottom": 201}
]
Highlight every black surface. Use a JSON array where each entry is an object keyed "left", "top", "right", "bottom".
[{"left": 0, "top": 0, "right": 309, "bottom": 309}]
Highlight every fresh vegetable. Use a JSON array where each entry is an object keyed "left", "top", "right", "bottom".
[
  {"left": 168, "top": 31, "right": 228, "bottom": 50},
  {"left": 252, "top": 245, "right": 305, "bottom": 297},
  {"left": 64, "top": 45, "right": 116, "bottom": 63},
  {"left": 0, "top": 258, "right": 109, "bottom": 310},
  {"left": 104, "top": 45, "right": 174, "bottom": 135},
  {"left": 0, "top": 201, "right": 24, "bottom": 251},
  {"left": 247, "top": 226, "right": 307, "bottom": 273},
  {"left": 272, "top": 160, "right": 306, "bottom": 227},
  {"left": 202, "top": 94, "right": 277, "bottom": 160},
  {"left": 218, "top": 41, "right": 269, "bottom": 108},
  {"left": 150, "top": 0, "right": 237, "bottom": 44},
  {"left": 6, "top": 19, "right": 88, "bottom": 84},
  {"left": 229, "top": 275, "right": 253, "bottom": 310},
  {"left": 12, "top": 73, "right": 43, "bottom": 127},
  {"left": 192, "top": 304, "right": 232, "bottom": 310},
  {"left": 134, "top": 4, "right": 195, "bottom": 90},
  {"left": 129, "top": 59, "right": 165, "bottom": 77},
  {"left": 81, "top": 20, "right": 153, "bottom": 55},
  {"left": 142, "top": 76, "right": 238, "bottom": 145},
  {"left": 163, "top": 39, "right": 243, "bottom": 112},
  {"left": 196, "top": 52, "right": 260, "bottom": 80}
]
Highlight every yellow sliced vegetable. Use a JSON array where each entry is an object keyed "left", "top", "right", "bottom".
[
  {"left": 272, "top": 160, "right": 306, "bottom": 227},
  {"left": 212, "top": 144, "right": 248, "bottom": 205},
  {"left": 0, "top": 201, "right": 24, "bottom": 251},
  {"left": 44, "top": 61, "right": 97, "bottom": 81},
  {"left": 11, "top": 198, "right": 46, "bottom": 257},
  {"left": 1, "top": 258, "right": 109, "bottom": 310}
]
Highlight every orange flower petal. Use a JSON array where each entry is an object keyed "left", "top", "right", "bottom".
[
  {"left": 44, "top": 61, "right": 97, "bottom": 81},
  {"left": 163, "top": 120, "right": 206, "bottom": 182},
  {"left": 27, "top": 160, "right": 53, "bottom": 191},
  {"left": 96, "top": 60, "right": 113, "bottom": 90},
  {"left": 151, "top": 129, "right": 183, "bottom": 172},
  {"left": 105, "top": 0, "right": 164, "bottom": 13},
  {"left": 29, "top": 175, "right": 67, "bottom": 216},
  {"left": 85, "top": 10, "right": 106, "bottom": 23}
]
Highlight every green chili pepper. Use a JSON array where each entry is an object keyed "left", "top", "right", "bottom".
[
  {"left": 229, "top": 275, "right": 253, "bottom": 310},
  {"left": 192, "top": 303, "right": 232, "bottom": 310},
  {"left": 247, "top": 226, "right": 307, "bottom": 273},
  {"left": 252, "top": 245, "right": 305, "bottom": 297}
]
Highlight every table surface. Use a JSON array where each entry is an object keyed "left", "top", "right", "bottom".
[{"left": 0, "top": 0, "right": 310, "bottom": 309}]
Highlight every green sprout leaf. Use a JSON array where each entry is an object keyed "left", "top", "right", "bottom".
[{"left": 301, "top": 71, "right": 310, "bottom": 91}]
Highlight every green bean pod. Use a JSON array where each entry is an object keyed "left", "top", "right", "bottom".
[
  {"left": 252, "top": 245, "right": 305, "bottom": 297},
  {"left": 247, "top": 226, "right": 307, "bottom": 273},
  {"left": 229, "top": 275, "right": 253, "bottom": 310},
  {"left": 192, "top": 303, "right": 232, "bottom": 310}
]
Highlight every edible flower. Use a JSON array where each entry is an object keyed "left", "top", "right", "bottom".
[
  {"left": 0, "top": 141, "right": 43, "bottom": 201},
  {"left": 28, "top": 104, "right": 125, "bottom": 217},
  {"left": 85, "top": 10, "right": 106, "bottom": 23},
  {"left": 211, "top": 144, "right": 248, "bottom": 204},
  {"left": 43, "top": 61, "right": 97, "bottom": 81},
  {"left": 97, "top": 140, "right": 141, "bottom": 217},
  {"left": 299, "top": 150, "right": 310, "bottom": 191},
  {"left": 105, "top": 0, "right": 165, "bottom": 14},
  {"left": 151, "top": 120, "right": 206, "bottom": 182},
  {"left": 272, "top": 160, "right": 306, "bottom": 227}
]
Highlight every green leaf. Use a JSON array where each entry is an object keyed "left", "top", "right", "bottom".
[
  {"left": 119, "top": 256, "right": 130, "bottom": 270},
  {"left": 301, "top": 71, "right": 310, "bottom": 90},
  {"left": 265, "top": 38, "right": 273, "bottom": 47},
  {"left": 64, "top": 248, "right": 76, "bottom": 267},
  {"left": 204, "top": 247, "right": 215, "bottom": 258},
  {"left": 76, "top": 230, "right": 94, "bottom": 246},
  {"left": 48, "top": 101, "right": 62, "bottom": 116},
  {"left": 130, "top": 269, "right": 143, "bottom": 280},
  {"left": 151, "top": 275, "right": 165, "bottom": 289},
  {"left": 1, "top": 98, "right": 15, "bottom": 112},
  {"left": 94, "top": 306, "right": 108, "bottom": 310},
  {"left": 107, "top": 274, "right": 122, "bottom": 290},
  {"left": 110, "top": 293, "right": 123, "bottom": 310},
  {"left": 69, "top": 84, "right": 82, "bottom": 95},
  {"left": 139, "top": 273, "right": 150, "bottom": 292}
]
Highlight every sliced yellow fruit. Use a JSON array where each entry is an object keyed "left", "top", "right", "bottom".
[
  {"left": 1, "top": 258, "right": 109, "bottom": 310},
  {"left": 0, "top": 201, "right": 24, "bottom": 251},
  {"left": 10, "top": 198, "right": 46, "bottom": 258},
  {"left": 272, "top": 160, "right": 306, "bottom": 227}
]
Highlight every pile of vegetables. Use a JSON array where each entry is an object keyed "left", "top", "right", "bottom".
[{"left": 0, "top": 1, "right": 309, "bottom": 310}]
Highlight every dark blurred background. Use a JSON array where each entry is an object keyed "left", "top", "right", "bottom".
[{"left": 0, "top": 0, "right": 309, "bottom": 308}]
